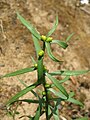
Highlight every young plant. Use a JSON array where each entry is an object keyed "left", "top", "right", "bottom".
[{"left": 1, "top": 12, "right": 90, "bottom": 120}]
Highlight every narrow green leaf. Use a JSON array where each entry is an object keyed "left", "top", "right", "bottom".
[
  {"left": 51, "top": 76, "right": 70, "bottom": 87},
  {"left": 17, "top": 77, "right": 27, "bottom": 87},
  {"left": 46, "top": 73, "right": 68, "bottom": 98},
  {"left": 32, "top": 35, "right": 44, "bottom": 83},
  {"left": 2, "top": 67, "right": 35, "bottom": 78},
  {"left": 48, "top": 106, "right": 53, "bottom": 119},
  {"left": 45, "top": 42, "right": 63, "bottom": 63},
  {"left": 33, "top": 106, "right": 40, "bottom": 120},
  {"left": 37, "top": 57, "right": 44, "bottom": 83},
  {"left": 48, "top": 105, "right": 52, "bottom": 117},
  {"left": 34, "top": 97, "right": 42, "bottom": 120},
  {"left": 6, "top": 82, "right": 38, "bottom": 105},
  {"left": 67, "top": 98, "right": 84, "bottom": 107},
  {"left": 61, "top": 70, "right": 90, "bottom": 76},
  {"left": 59, "top": 76, "right": 70, "bottom": 84},
  {"left": 69, "top": 91, "right": 75, "bottom": 98},
  {"left": 74, "top": 117, "right": 88, "bottom": 120},
  {"left": 16, "top": 77, "right": 38, "bottom": 97},
  {"left": 53, "top": 113, "right": 59, "bottom": 120},
  {"left": 17, "top": 12, "right": 41, "bottom": 39},
  {"left": 46, "top": 16, "right": 58, "bottom": 37},
  {"left": 49, "top": 88, "right": 67, "bottom": 100},
  {"left": 32, "top": 32, "right": 44, "bottom": 83},
  {"left": 31, "top": 56, "right": 37, "bottom": 64},
  {"left": 51, "top": 40, "right": 68, "bottom": 49},
  {"left": 50, "top": 71, "right": 63, "bottom": 76},
  {"left": 49, "top": 97, "right": 62, "bottom": 102},
  {"left": 51, "top": 76, "right": 70, "bottom": 92},
  {"left": 66, "top": 33, "right": 75, "bottom": 42},
  {"left": 53, "top": 99, "right": 61, "bottom": 120},
  {"left": 32, "top": 35, "right": 42, "bottom": 58},
  {"left": 50, "top": 70, "right": 90, "bottom": 76},
  {"left": 18, "top": 99, "right": 39, "bottom": 104},
  {"left": 48, "top": 105, "right": 59, "bottom": 120}
]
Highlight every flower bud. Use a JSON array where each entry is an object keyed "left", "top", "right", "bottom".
[
  {"left": 43, "top": 66, "right": 49, "bottom": 73},
  {"left": 34, "top": 64, "right": 37, "bottom": 68},
  {"left": 45, "top": 84, "right": 51, "bottom": 88},
  {"left": 41, "top": 35, "right": 47, "bottom": 41},
  {"left": 44, "top": 66, "right": 47, "bottom": 70},
  {"left": 42, "top": 91, "right": 46, "bottom": 96},
  {"left": 38, "top": 50, "right": 44, "bottom": 57},
  {"left": 46, "top": 37, "right": 53, "bottom": 42}
]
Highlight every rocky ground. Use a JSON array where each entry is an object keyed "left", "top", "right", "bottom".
[{"left": 0, "top": 0, "right": 90, "bottom": 120}]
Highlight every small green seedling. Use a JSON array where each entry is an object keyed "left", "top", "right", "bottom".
[{"left": 1, "top": 12, "right": 90, "bottom": 120}]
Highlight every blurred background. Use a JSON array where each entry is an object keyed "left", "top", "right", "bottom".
[{"left": 0, "top": 0, "right": 90, "bottom": 119}]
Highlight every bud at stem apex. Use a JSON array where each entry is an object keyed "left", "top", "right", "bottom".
[
  {"left": 38, "top": 50, "right": 44, "bottom": 57},
  {"left": 41, "top": 35, "right": 53, "bottom": 42}
]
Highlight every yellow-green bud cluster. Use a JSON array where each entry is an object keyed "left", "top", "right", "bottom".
[
  {"left": 34, "top": 63, "right": 37, "bottom": 68},
  {"left": 42, "top": 91, "right": 46, "bottom": 96},
  {"left": 38, "top": 50, "right": 44, "bottom": 57},
  {"left": 41, "top": 35, "right": 53, "bottom": 42},
  {"left": 45, "top": 84, "right": 51, "bottom": 88},
  {"left": 43, "top": 65, "right": 49, "bottom": 72},
  {"left": 46, "top": 37, "right": 53, "bottom": 42},
  {"left": 41, "top": 35, "right": 47, "bottom": 41},
  {"left": 44, "top": 66, "right": 47, "bottom": 70}
]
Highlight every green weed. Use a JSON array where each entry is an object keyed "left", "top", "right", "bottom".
[{"left": 1, "top": 12, "right": 89, "bottom": 120}]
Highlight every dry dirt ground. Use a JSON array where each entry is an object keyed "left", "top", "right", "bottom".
[{"left": 0, "top": 0, "right": 90, "bottom": 120}]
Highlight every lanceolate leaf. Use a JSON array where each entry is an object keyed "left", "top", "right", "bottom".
[
  {"left": 61, "top": 70, "right": 90, "bottom": 76},
  {"left": 17, "top": 12, "right": 41, "bottom": 39},
  {"left": 18, "top": 99, "right": 39, "bottom": 104},
  {"left": 53, "top": 112, "right": 60, "bottom": 120},
  {"left": 59, "top": 76, "right": 70, "bottom": 83},
  {"left": 45, "top": 42, "right": 63, "bottom": 63},
  {"left": 32, "top": 35, "right": 44, "bottom": 83},
  {"left": 31, "top": 56, "right": 37, "bottom": 64},
  {"left": 46, "top": 73, "right": 68, "bottom": 98},
  {"left": 34, "top": 96, "right": 42, "bottom": 120},
  {"left": 32, "top": 35, "right": 42, "bottom": 58},
  {"left": 48, "top": 105, "right": 52, "bottom": 118},
  {"left": 66, "top": 33, "right": 74, "bottom": 42},
  {"left": 16, "top": 77, "right": 38, "bottom": 98},
  {"left": 34, "top": 106, "right": 41, "bottom": 120},
  {"left": 69, "top": 91, "right": 75, "bottom": 98},
  {"left": 75, "top": 117, "right": 88, "bottom": 120},
  {"left": 37, "top": 57, "right": 44, "bottom": 83},
  {"left": 52, "top": 99, "right": 61, "bottom": 120},
  {"left": 17, "top": 77, "right": 27, "bottom": 87},
  {"left": 49, "top": 71, "right": 64, "bottom": 76},
  {"left": 50, "top": 70, "right": 90, "bottom": 76},
  {"left": 51, "top": 40, "right": 68, "bottom": 49},
  {"left": 51, "top": 76, "right": 70, "bottom": 87},
  {"left": 67, "top": 97, "right": 83, "bottom": 107},
  {"left": 46, "top": 16, "right": 58, "bottom": 37},
  {"left": 6, "top": 82, "right": 38, "bottom": 105},
  {"left": 49, "top": 88, "right": 67, "bottom": 100},
  {"left": 2, "top": 67, "right": 35, "bottom": 78}
]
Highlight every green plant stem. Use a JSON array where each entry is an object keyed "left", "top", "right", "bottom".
[
  {"left": 42, "top": 41, "right": 49, "bottom": 120},
  {"left": 43, "top": 76, "right": 49, "bottom": 120},
  {"left": 36, "top": 41, "right": 49, "bottom": 120},
  {"left": 43, "top": 42, "right": 45, "bottom": 51}
]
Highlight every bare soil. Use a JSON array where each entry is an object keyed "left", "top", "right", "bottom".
[{"left": 0, "top": 0, "right": 90, "bottom": 120}]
